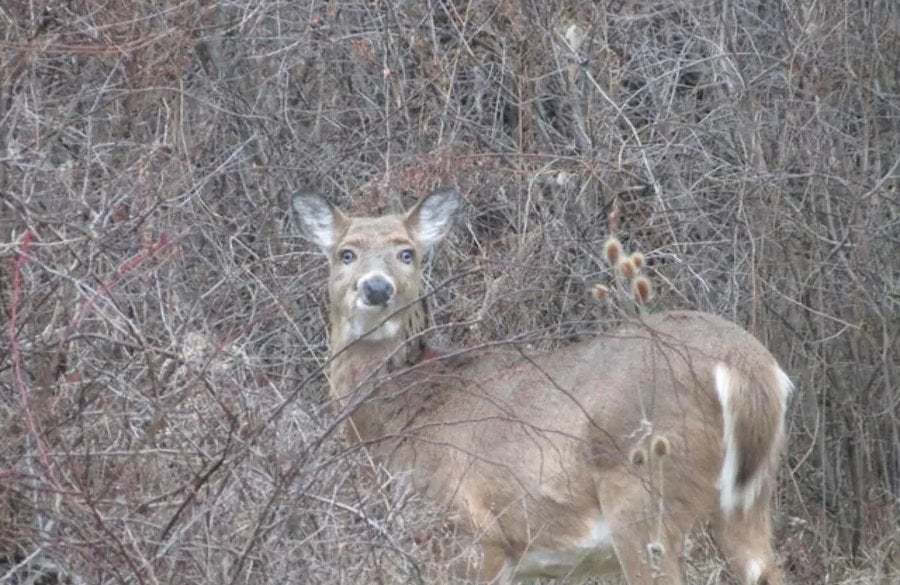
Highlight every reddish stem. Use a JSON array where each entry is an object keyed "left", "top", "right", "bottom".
[{"left": 8, "top": 230, "right": 58, "bottom": 485}]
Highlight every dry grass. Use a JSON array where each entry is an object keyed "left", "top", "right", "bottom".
[{"left": 1, "top": 0, "right": 897, "bottom": 583}]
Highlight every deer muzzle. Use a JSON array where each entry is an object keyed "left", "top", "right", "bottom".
[{"left": 359, "top": 273, "right": 395, "bottom": 307}]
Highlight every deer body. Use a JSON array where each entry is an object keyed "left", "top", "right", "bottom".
[{"left": 292, "top": 189, "right": 792, "bottom": 585}]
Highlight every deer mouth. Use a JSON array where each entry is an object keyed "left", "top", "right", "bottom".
[
  {"left": 344, "top": 298, "right": 401, "bottom": 341},
  {"left": 355, "top": 295, "right": 393, "bottom": 311}
]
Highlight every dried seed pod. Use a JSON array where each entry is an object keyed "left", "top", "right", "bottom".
[
  {"left": 630, "top": 251, "right": 645, "bottom": 269},
  {"left": 617, "top": 258, "right": 637, "bottom": 280},
  {"left": 629, "top": 447, "right": 647, "bottom": 466},
  {"left": 603, "top": 237, "right": 622, "bottom": 266},
  {"left": 651, "top": 434, "right": 670, "bottom": 458},
  {"left": 591, "top": 283, "right": 610, "bottom": 301},
  {"left": 633, "top": 275, "right": 653, "bottom": 304}
]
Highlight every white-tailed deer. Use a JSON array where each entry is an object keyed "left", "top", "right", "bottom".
[{"left": 291, "top": 187, "right": 792, "bottom": 585}]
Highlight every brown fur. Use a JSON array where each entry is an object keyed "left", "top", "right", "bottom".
[{"left": 291, "top": 189, "right": 790, "bottom": 585}]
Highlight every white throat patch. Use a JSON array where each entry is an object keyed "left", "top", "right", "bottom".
[{"left": 346, "top": 317, "right": 400, "bottom": 342}]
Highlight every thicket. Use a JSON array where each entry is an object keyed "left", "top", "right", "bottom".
[{"left": 1, "top": 1, "right": 897, "bottom": 583}]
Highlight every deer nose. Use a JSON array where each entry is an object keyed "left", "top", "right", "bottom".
[{"left": 360, "top": 275, "right": 395, "bottom": 306}]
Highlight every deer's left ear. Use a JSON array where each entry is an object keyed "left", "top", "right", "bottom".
[{"left": 404, "top": 187, "right": 461, "bottom": 250}]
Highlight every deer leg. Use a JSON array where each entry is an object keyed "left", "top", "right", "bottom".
[
  {"left": 607, "top": 523, "right": 685, "bottom": 585},
  {"left": 598, "top": 470, "right": 686, "bottom": 585},
  {"left": 476, "top": 542, "right": 515, "bottom": 585},
  {"left": 711, "top": 490, "right": 782, "bottom": 585}
]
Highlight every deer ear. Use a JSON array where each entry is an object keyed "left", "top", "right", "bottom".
[
  {"left": 404, "top": 187, "right": 461, "bottom": 250},
  {"left": 291, "top": 192, "right": 347, "bottom": 252}
]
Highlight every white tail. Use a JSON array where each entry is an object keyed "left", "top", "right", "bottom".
[
  {"left": 291, "top": 188, "right": 791, "bottom": 585},
  {"left": 716, "top": 363, "right": 793, "bottom": 516}
]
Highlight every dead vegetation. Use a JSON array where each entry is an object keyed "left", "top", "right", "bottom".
[{"left": 1, "top": 0, "right": 897, "bottom": 583}]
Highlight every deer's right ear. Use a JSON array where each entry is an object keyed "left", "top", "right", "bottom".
[{"left": 291, "top": 192, "right": 347, "bottom": 253}]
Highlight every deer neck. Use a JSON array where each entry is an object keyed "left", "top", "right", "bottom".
[{"left": 327, "top": 299, "right": 430, "bottom": 442}]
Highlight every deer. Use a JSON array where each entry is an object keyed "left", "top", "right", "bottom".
[{"left": 291, "top": 187, "right": 793, "bottom": 585}]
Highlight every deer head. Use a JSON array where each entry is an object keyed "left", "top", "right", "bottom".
[{"left": 291, "top": 187, "right": 461, "bottom": 353}]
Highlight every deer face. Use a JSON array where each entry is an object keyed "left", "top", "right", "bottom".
[{"left": 292, "top": 188, "right": 460, "bottom": 343}]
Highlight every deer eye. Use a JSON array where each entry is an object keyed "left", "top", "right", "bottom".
[
  {"left": 398, "top": 249, "right": 415, "bottom": 264},
  {"left": 339, "top": 249, "right": 356, "bottom": 264}
]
